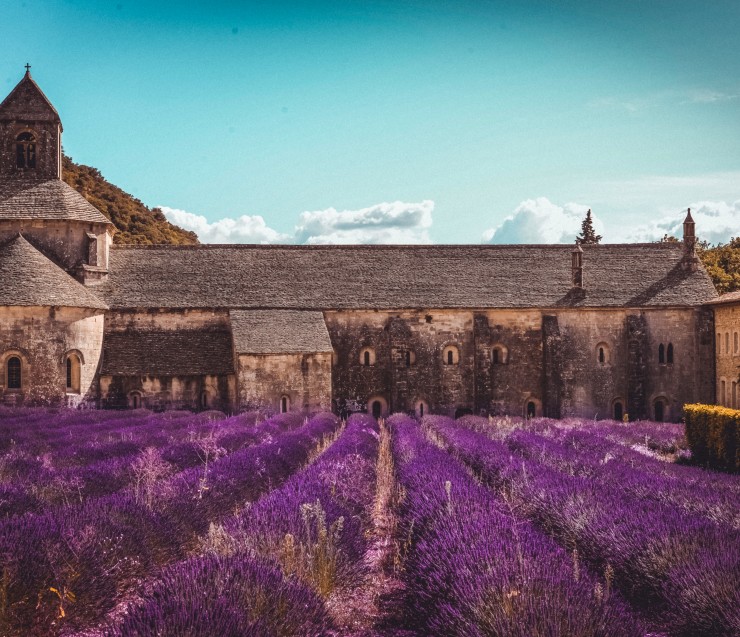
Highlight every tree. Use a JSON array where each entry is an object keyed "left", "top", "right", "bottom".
[{"left": 576, "top": 209, "right": 602, "bottom": 245}]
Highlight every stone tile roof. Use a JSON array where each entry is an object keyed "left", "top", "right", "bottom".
[
  {"left": 0, "top": 179, "right": 112, "bottom": 224},
  {"left": 101, "top": 329, "right": 234, "bottom": 376},
  {"left": 707, "top": 291, "right": 740, "bottom": 305},
  {"left": 0, "top": 234, "right": 107, "bottom": 309},
  {"left": 98, "top": 243, "right": 718, "bottom": 310},
  {"left": 0, "top": 72, "right": 61, "bottom": 124},
  {"left": 230, "top": 310, "right": 333, "bottom": 354}
]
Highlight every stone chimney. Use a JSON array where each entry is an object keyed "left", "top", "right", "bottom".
[
  {"left": 571, "top": 242, "right": 584, "bottom": 288},
  {"left": 681, "top": 208, "right": 699, "bottom": 272}
]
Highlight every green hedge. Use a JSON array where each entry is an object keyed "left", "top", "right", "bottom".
[{"left": 684, "top": 403, "right": 739, "bottom": 472}]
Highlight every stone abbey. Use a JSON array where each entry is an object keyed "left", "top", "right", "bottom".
[{"left": 1, "top": 70, "right": 737, "bottom": 421}]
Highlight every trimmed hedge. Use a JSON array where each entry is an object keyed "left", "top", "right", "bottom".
[{"left": 684, "top": 403, "right": 739, "bottom": 472}]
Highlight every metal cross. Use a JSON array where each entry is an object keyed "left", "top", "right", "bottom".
[{"left": 25, "top": 63, "right": 31, "bottom": 73}]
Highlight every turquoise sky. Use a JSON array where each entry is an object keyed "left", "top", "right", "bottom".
[{"left": 1, "top": 0, "right": 738, "bottom": 243}]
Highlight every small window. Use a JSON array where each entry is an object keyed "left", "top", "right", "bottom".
[
  {"left": 7, "top": 357, "right": 21, "bottom": 389},
  {"left": 65, "top": 354, "right": 81, "bottom": 394},
  {"left": 734, "top": 332, "right": 739, "bottom": 355},
  {"left": 658, "top": 344, "right": 665, "bottom": 364},
  {"left": 200, "top": 391, "right": 210, "bottom": 410},
  {"left": 15, "top": 131, "right": 36, "bottom": 169},
  {"left": 425, "top": 315, "right": 433, "bottom": 324},
  {"left": 415, "top": 400, "right": 428, "bottom": 418},
  {"left": 129, "top": 391, "right": 142, "bottom": 409},
  {"left": 598, "top": 347, "right": 605, "bottom": 363},
  {"left": 526, "top": 401, "right": 536, "bottom": 418},
  {"left": 666, "top": 343, "right": 673, "bottom": 365},
  {"left": 403, "top": 350, "right": 415, "bottom": 367},
  {"left": 595, "top": 342, "right": 610, "bottom": 365},
  {"left": 726, "top": 332, "right": 730, "bottom": 355},
  {"left": 491, "top": 344, "right": 508, "bottom": 365},
  {"left": 360, "top": 347, "right": 375, "bottom": 367},
  {"left": 720, "top": 380, "right": 726, "bottom": 406},
  {"left": 442, "top": 345, "right": 459, "bottom": 366},
  {"left": 732, "top": 381, "right": 737, "bottom": 409},
  {"left": 280, "top": 395, "right": 289, "bottom": 413},
  {"left": 717, "top": 333, "right": 722, "bottom": 354}
]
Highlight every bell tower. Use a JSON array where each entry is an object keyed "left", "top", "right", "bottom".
[{"left": 0, "top": 65, "right": 62, "bottom": 183}]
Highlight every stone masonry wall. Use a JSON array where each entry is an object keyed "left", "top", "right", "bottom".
[
  {"left": 715, "top": 301, "right": 740, "bottom": 408},
  {"left": 0, "top": 306, "right": 104, "bottom": 406},
  {"left": 236, "top": 353, "right": 332, "bottom": 414}
]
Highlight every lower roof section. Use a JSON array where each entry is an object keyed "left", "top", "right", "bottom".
[
  {"left": 101, "top": 329, "right": 234, "bottom": 376},
  {"left": 230, "top": 309, "right": 333, "bottom": 354}
]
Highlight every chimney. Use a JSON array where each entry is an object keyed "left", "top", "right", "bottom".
[
  {"left": 681, "top": 208, "right": 699, "bottom": 272},
  {"left": 571, "top": 242, "right": 584, "bottom": 288}
]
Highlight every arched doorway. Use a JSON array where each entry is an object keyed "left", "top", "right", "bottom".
[
  {"left": 372, "top": 400, "right": 382, "bottom": 419},
  {"left": 654, "top": 398, "right": 665, "bottom": 422},
  {"left": 613, "top": 401, "right": 623, "bottom": 422},
  {"left": 526, "top": 401, "right": 536, "bottom": 418}
]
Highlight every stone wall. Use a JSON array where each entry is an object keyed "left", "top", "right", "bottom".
[
  {"left": 0, "top": 306, "right": 104, "bottom": 406},
  {"left": 715, "top": 301, "right": 740, "bottom": 408},
  {"left": 0, "top": 220, "right": 111, "bottom": 275},
  {"left": 235, "top": 353, "right": 332, "bottom": 414}
]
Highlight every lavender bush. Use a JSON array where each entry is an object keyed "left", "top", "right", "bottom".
[{"left": 390, "top": 414, "right": 644, "bottom": 637}]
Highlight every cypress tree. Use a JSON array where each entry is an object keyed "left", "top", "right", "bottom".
[{"left": 577, "top": 209, "right": 602, "bottom": 244}]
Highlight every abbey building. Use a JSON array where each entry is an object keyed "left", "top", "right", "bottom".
[{"left": 0, "top": 70, "right": 731, "bottom": 421}]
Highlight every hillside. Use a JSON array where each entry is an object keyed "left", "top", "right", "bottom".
[{"left": 62, "top": 155, "right": 199, "bottom": 245}]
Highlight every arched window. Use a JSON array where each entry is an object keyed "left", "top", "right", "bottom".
[
  {"left": 360, "top": 347, "right": 375, "bottom": 367},
  {"left": 491, "top": 344, "right": 508, "bottom": 365},
  {"left": 717, "top": 333, "right": 722, "bottom": 355},
  {"left": 598, "top": 347, "right": 605, "bottom": 363},
  {"left": 595, "top": 342, "right": 610, "bottom": 365},
  {"left": 280, "top": 395, "right": 289, "bottom": 413},
  {"left": 666, "top": 343, "right": 673, "bottom": 364},
  {"left": 65, "top": 354, "right": 81, "bottom": 394},
  {"left": 526, "top": 401, "right": 536, "bottom": 418},
  {"left": 15, "top": 132, "right": 36, "bottom": 169},
  {"left": 6, "top": 357, "right": 21, "bottom": 389},
  {"left": 735, "top": 331, "right": 739, "bottom": 355},
  {"left": 442, "top": 345, "right": 459, "bottom": 366},
  {"left": 613, "top": 401, "right": 623, "bottom": 421},
  {"left": 405, "top": 350, "right": 414, "bottom": 367},
  {"left": 658, "top": 344, "right": 665, "bottom": 364},
  {"left": 367, "top": 396, "right": 387, "bottom": 419},
  {"left": 200, "top": 391, "right": 210, "bottom": 410},
  {"left": 726, "top": 332, "right": 731, "bottom": 355}
]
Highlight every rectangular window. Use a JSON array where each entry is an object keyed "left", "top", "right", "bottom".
[
  {"left": 733, "top": 381, "right": 738, "bottom": 409},
  {"left": 726, "top": 332, "right": 730, "bottom": 355},
  {"left": 720, "top": 380, "right": 726, "bottom": 406},
  {"left": 735, "top": 332, "right": 739, "bottom": 355}
]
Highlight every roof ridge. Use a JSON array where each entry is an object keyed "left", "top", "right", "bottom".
[{"left": 110, "top": 242, "right": 683, "bottom": 250}]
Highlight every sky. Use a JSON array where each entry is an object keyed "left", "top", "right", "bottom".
[{"left": 1, "top": 0, "right": 738, "bottom": 245}]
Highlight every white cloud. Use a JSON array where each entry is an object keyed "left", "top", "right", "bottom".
[
  {"left": 160, "top": 206, "right": 290, "bottom": 244},
  {"left": 628, "top": 200, "right": 740, "bottom": 245},
  {"left": 159, "top": 200, "right": 434, "bottom": 245},
  {"left": 294, "top": 200, "right": 434, "bottom": 244},
  {"left": 483, "top": 197, "right": 602, "bottom": 244}
]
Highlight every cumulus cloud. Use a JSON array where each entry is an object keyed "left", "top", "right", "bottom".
[
  {"left": 160, "top": 207, "right": 290, "bottom": 244},
  {"left": 294, "top": 200, "right": 434, "bottom": 244},
  {"left": 483, "top": 197, "right": 601, "bottom": 244},
  {"left": 628, "top": 200, "right": 740, "bottom": 244},
  {"left": 160, "top": 200, "right": 434, "bottom": 245}
]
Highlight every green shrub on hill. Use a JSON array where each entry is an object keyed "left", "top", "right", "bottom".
[{"left": 62, "top": 155, "right": 199, "bottom": 246}]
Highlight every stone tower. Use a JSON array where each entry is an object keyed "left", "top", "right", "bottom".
[
  {"left": 0, "top": 67, "right": 114, "bottom": 283},
  {"left": 0, "top": 66, "right": 62, "bottom": 182}
]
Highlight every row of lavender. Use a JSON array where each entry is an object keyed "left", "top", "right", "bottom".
[
  {"left": 105, "top": 413, "right": 381, "bottom": 636},
  {"left": 388, "top": 414, "right": 644, "bottom": 636},
  {"left": 426, "top": 415, "right": 740, "bottom": 636},
  {"left": 0, "top": 410, "right": 304, "bottom": 516},
  {"left": 0, "top": 410, "right": 340, "bottom": 636}
]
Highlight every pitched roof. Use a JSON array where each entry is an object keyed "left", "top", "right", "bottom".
[
  {"left": 230, "top": 310, "right": 333, "bottom": 354},
  {"left": 101, "top": 329, "right": 234, "bottom": 376},
  {"left": 97, "top": 243, "right": 718, "bottom": 310},
  {"left": 707, "top": 290, "right": 740, "bottom": 305},
  {"left": 0, "top": 71, "right": 61, "bottom": 125},
  {"left": 0, "top": 234, "right": 107, "bottom": 309},
  {"left": 0, "top": 179, "right": 112, "bottom": 224}
]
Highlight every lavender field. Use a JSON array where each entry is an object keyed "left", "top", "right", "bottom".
[{"left": 0, "top": 409, "right": 737, "bottom": 636}]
